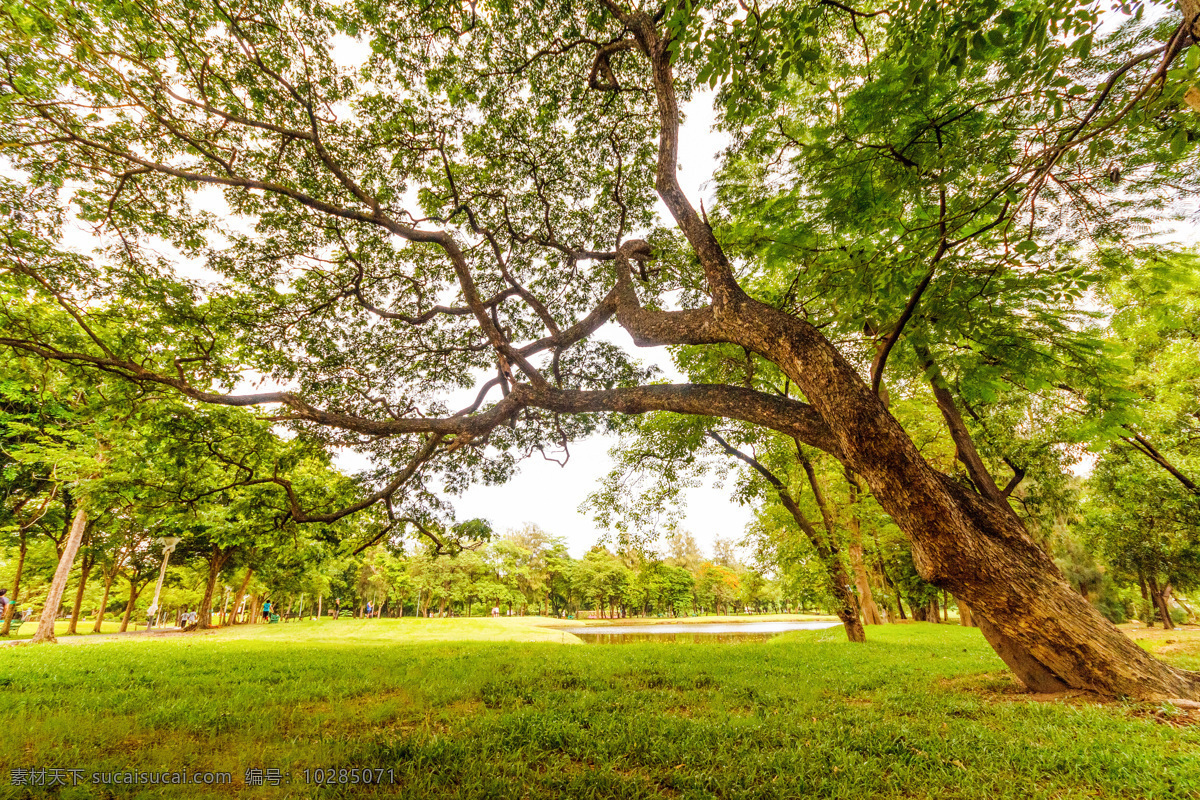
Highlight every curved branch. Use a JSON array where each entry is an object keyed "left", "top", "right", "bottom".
[{"left": 523, "top": 383, "right": 842, "bottom": 458}]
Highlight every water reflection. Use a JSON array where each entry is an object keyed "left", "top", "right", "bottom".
[{"left": 564, "top": 620, "right": 841, "bottom": 644}]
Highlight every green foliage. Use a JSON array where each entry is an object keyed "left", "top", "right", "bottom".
[{"left": 1084, "top": 448, "right": 1200, "bottom": 594}]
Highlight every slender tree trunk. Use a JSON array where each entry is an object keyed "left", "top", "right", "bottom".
[
  {"left": 1161, "top": 584, "right": 1176, "bottom": 629},
  {"left": 1148, "top": 575, "right": 1175, "bottom": 631},
  {"left": 50, "top": 490, "right": 73, "bottom": 560},
  {"left": 67, "top": 552, "right": 94, "bottom": 635},
  {"left": 194, "top": 546, "right": 231, "bottom": 630},
  {"left": 869, "top": 529, "right": 905, "bottom": 620},
  {"left": 120, "top": 581, "right": 143, "bottom": 632},
  {"left": 32, "top": 507, "right": 88, "bottom": 644},
  {"left": 1173, "top": 590, "right": 1196, "bottom": 623},
  {"left": 706, "top": 431, "right": 865, "bottom": 641},
  {"left": 796, "top": 451, "right": 865, "bottom": 641},
  {"left": 93, "top": 572, "right": 116, "bottom": 633},
  {"left": 232, "top": 568, "right": 254, "bottom": 625},
  {"left": 846, "top": 474, "right": 884, "bottom": 625},
  {"left": 958, "top": 598, "right": 975, "bottom": 627},
  {"left": 1138, "top": 571, "right": 1154, "bottom": 626},
  {"left": 1, "top": 533, "right": 27, "bottom": 636}
]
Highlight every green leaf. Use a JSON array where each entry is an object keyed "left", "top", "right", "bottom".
[{"left": 1169, "top": 128, "right": 1188, "bottom": 158}]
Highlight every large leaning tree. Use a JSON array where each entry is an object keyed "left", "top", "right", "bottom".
[{"left": 1, "top": 0, "right": 1199, "bottom": 696}]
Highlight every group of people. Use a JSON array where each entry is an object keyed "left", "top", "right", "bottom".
[{"left": 244, "top": 597, "right": 395, "bottom": 623}]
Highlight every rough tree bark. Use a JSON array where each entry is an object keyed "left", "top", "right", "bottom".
[
  {"left": 1185, "top": 0, "right": 1200, "bottom": 115},
  {"left": 602, "top": 9, "right": 1200, "bottom": 698},
  {"left": 32, "top": 507, "right": 87, "bottom": 644}
]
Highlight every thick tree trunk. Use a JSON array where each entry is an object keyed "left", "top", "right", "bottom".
[
  {"left": 32, "top": 507, "right": 87, "bottom": 644},
  {"left": 974, "top": 615, "right": 1069, "bottom": 693},
  {"left": 1, "top": 533, "right": 27, "bottom": 636},
  {"left": 1184, "top": 0, "right": 1200, "bottom": 46},
  {"left": 93, "top": 572, "right": 116, "bottom": 633},
  {"left": 709, "top": 295, "right": 1200, "bottom": 697}
]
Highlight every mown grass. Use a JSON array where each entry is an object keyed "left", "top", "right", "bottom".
[{"left": 0, "top": 621, "right": 1197, "bottom": 799}]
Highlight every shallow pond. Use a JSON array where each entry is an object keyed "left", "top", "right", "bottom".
[{"left": 562, "top": 620, "right": 842, "bottom": 644}]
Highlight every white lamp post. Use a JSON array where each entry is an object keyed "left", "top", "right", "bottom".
[{"left": 146, "top": 536, "right": 181, "bottom": 632}]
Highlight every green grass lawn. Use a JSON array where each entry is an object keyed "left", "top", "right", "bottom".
[{"left": 0, "top": 620, "right": 1197, "bottom": 799}]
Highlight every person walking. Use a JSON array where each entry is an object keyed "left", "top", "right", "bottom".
[{"left": 261, "top": 599, "right": 271, "bottom": 622}]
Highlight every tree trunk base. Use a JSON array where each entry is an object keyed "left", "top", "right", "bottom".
[{"left": 974, "top": 614, "right": 1069, "bottom": 694}]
